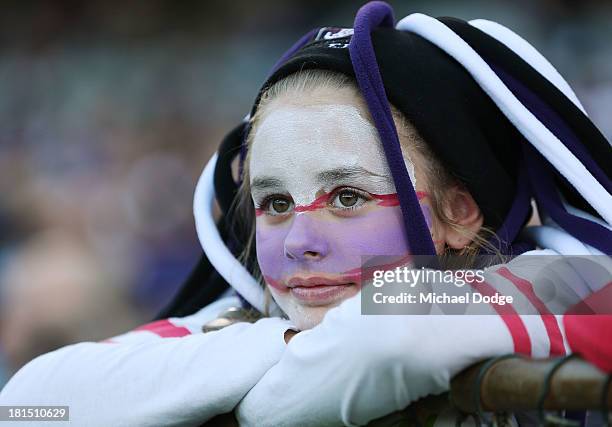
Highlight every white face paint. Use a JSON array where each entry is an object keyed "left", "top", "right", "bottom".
[{"left": 249, "top": 104, "right": 416, "bottom": 207}]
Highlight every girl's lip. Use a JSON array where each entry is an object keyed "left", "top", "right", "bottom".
[
  {"left": 286, "top": 274, "right": 360, "bottom": 288},
  {"left": 284, "top": 275, "right": 360, "bottom": 305},
  {"left": 289, "top": 283, "right": 357, "bottom": 305}
]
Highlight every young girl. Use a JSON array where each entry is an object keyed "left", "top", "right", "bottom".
[{"left": 1, "top": 2, "right": 610, "bottom": 426}]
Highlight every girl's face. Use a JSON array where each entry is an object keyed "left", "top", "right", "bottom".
[{"left": 249, "top": 89, "right": 438, "bottom": 330}]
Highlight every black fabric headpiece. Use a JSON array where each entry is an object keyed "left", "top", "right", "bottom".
[{"left": 251, "top": 26, "right": 525, "bottom": 230}]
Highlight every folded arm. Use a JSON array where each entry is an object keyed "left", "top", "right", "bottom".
[{"left": 0, "top": 297, "right": 293, "bottom": 427}]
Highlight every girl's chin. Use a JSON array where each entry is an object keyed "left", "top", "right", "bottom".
[
  {"left": 270, "top": 287, "right": 360, "bottom": 331},
  {"left": 286, "top": 305, "right": 333, "bottom": 330}
]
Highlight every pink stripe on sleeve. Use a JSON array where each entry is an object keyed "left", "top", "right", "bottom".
[
  {"left": 496, "top": 267, "right": 565, "bottom": 356},
  {"left": 134, "top": 319, "right": 192, "bottom": 338},
  {"left": 468, "top": 279, "right": 532, "bottom": 355}
]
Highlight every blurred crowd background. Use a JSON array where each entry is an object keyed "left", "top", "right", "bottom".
[{"left": 1, "top": 0, "right": 611, "bottom": 385}]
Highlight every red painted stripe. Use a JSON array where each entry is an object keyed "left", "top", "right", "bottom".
[
  {"left": 294, "top": 193, "right": 329, "bottom": 213},
  {"left": 134, "top": 319, "right": 191, "bottom": 338},
  {"left": 496, "top": 267, "right": 565, "bottom": 356},
  {"left": 373, "top": 193, "right": 400, "bottom": 206},
  {"left": 256, "top": 191, "right": 429, "bottom": 216},
  {"left": 467, "top": 278, "right": 532, "bottom": 355},
  {"left": 265, "top": 253, "right": 414, "bottom": 291}
]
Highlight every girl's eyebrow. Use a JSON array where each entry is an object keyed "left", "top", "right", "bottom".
[
  {"left": 251, "top": 176, "right": 284, "bottom": 192},
  {"left": 316, "top": 166, "right": 384, "bottom": 185},
  {"left": 250, "top": 166, "right": 386, "bottom": 193}
]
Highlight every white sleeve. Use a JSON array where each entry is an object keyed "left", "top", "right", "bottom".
[
  {"left": 0, "top": 299, "right": 294, "bottom": 427},
  {"left": 236, "top": 250, "right": 608, "bottom": 426},
  {"left": 236, "top": 295, "right": 514, "bottom": 427}
]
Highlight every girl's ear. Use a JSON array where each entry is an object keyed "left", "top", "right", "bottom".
[{"left": 440, "top": 185, "right": 484, "bottom": 250}]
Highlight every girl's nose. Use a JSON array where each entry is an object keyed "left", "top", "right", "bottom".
[{"left": 283, "top": 214, "right": 329, "bottom": 261}]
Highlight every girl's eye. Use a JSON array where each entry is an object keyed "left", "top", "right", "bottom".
[
  {"left": 331, "top": 188, "right": 369, "bottom": 210},
  {"left": 272, "top": 198, "right": 291, "bottom": 213},
  {"left": 339, "top": 191, "right": 358, "bottom": 207},
  {"left": 262, "top": 196, "right": 293, "bottom": 215}
]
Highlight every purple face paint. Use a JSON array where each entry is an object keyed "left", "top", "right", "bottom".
[
  {"left": 421, "top": 204, "right": 433, "bottom": 229},
  {"left": 256, "top": 201, "right": 411, "bottom": 285}
]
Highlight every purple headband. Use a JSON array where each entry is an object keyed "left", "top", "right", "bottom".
[{"left": 348, "top": 1, "right": 437, "bottom": 256}]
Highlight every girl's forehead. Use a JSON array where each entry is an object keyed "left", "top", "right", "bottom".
[{"left": 249, "top": 103, "right": 390, "bottom": 181}]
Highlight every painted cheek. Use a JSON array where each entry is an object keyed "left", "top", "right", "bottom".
[
  {"left": 416, "top": 196, "right": 442, "bottom": 245},
  {"left": 255, "top": 219, "right": 291, "bottom": 291},
  {"left": 300, "top": 208, "right": 411, "bottom": 271},
  {"left": 326, "top": 206, "right": 410, "bottom": 256},
  {"left": 255, "top": 203, "right": 424, "bottom": 287},
  {"left": 421, "top": 204, "right": 433, "bottom": 229}
]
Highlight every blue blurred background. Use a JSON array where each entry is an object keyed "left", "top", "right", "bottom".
[{"left": 1, "top": 0, "right": 611, "bottom": 384}]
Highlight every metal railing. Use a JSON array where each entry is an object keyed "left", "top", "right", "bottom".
[
  {"left": 205, "top": 356, "right": 611, "bottom": 426},
  {"left": 369, "top": 356, "right": 611, "bottom": 426}
]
